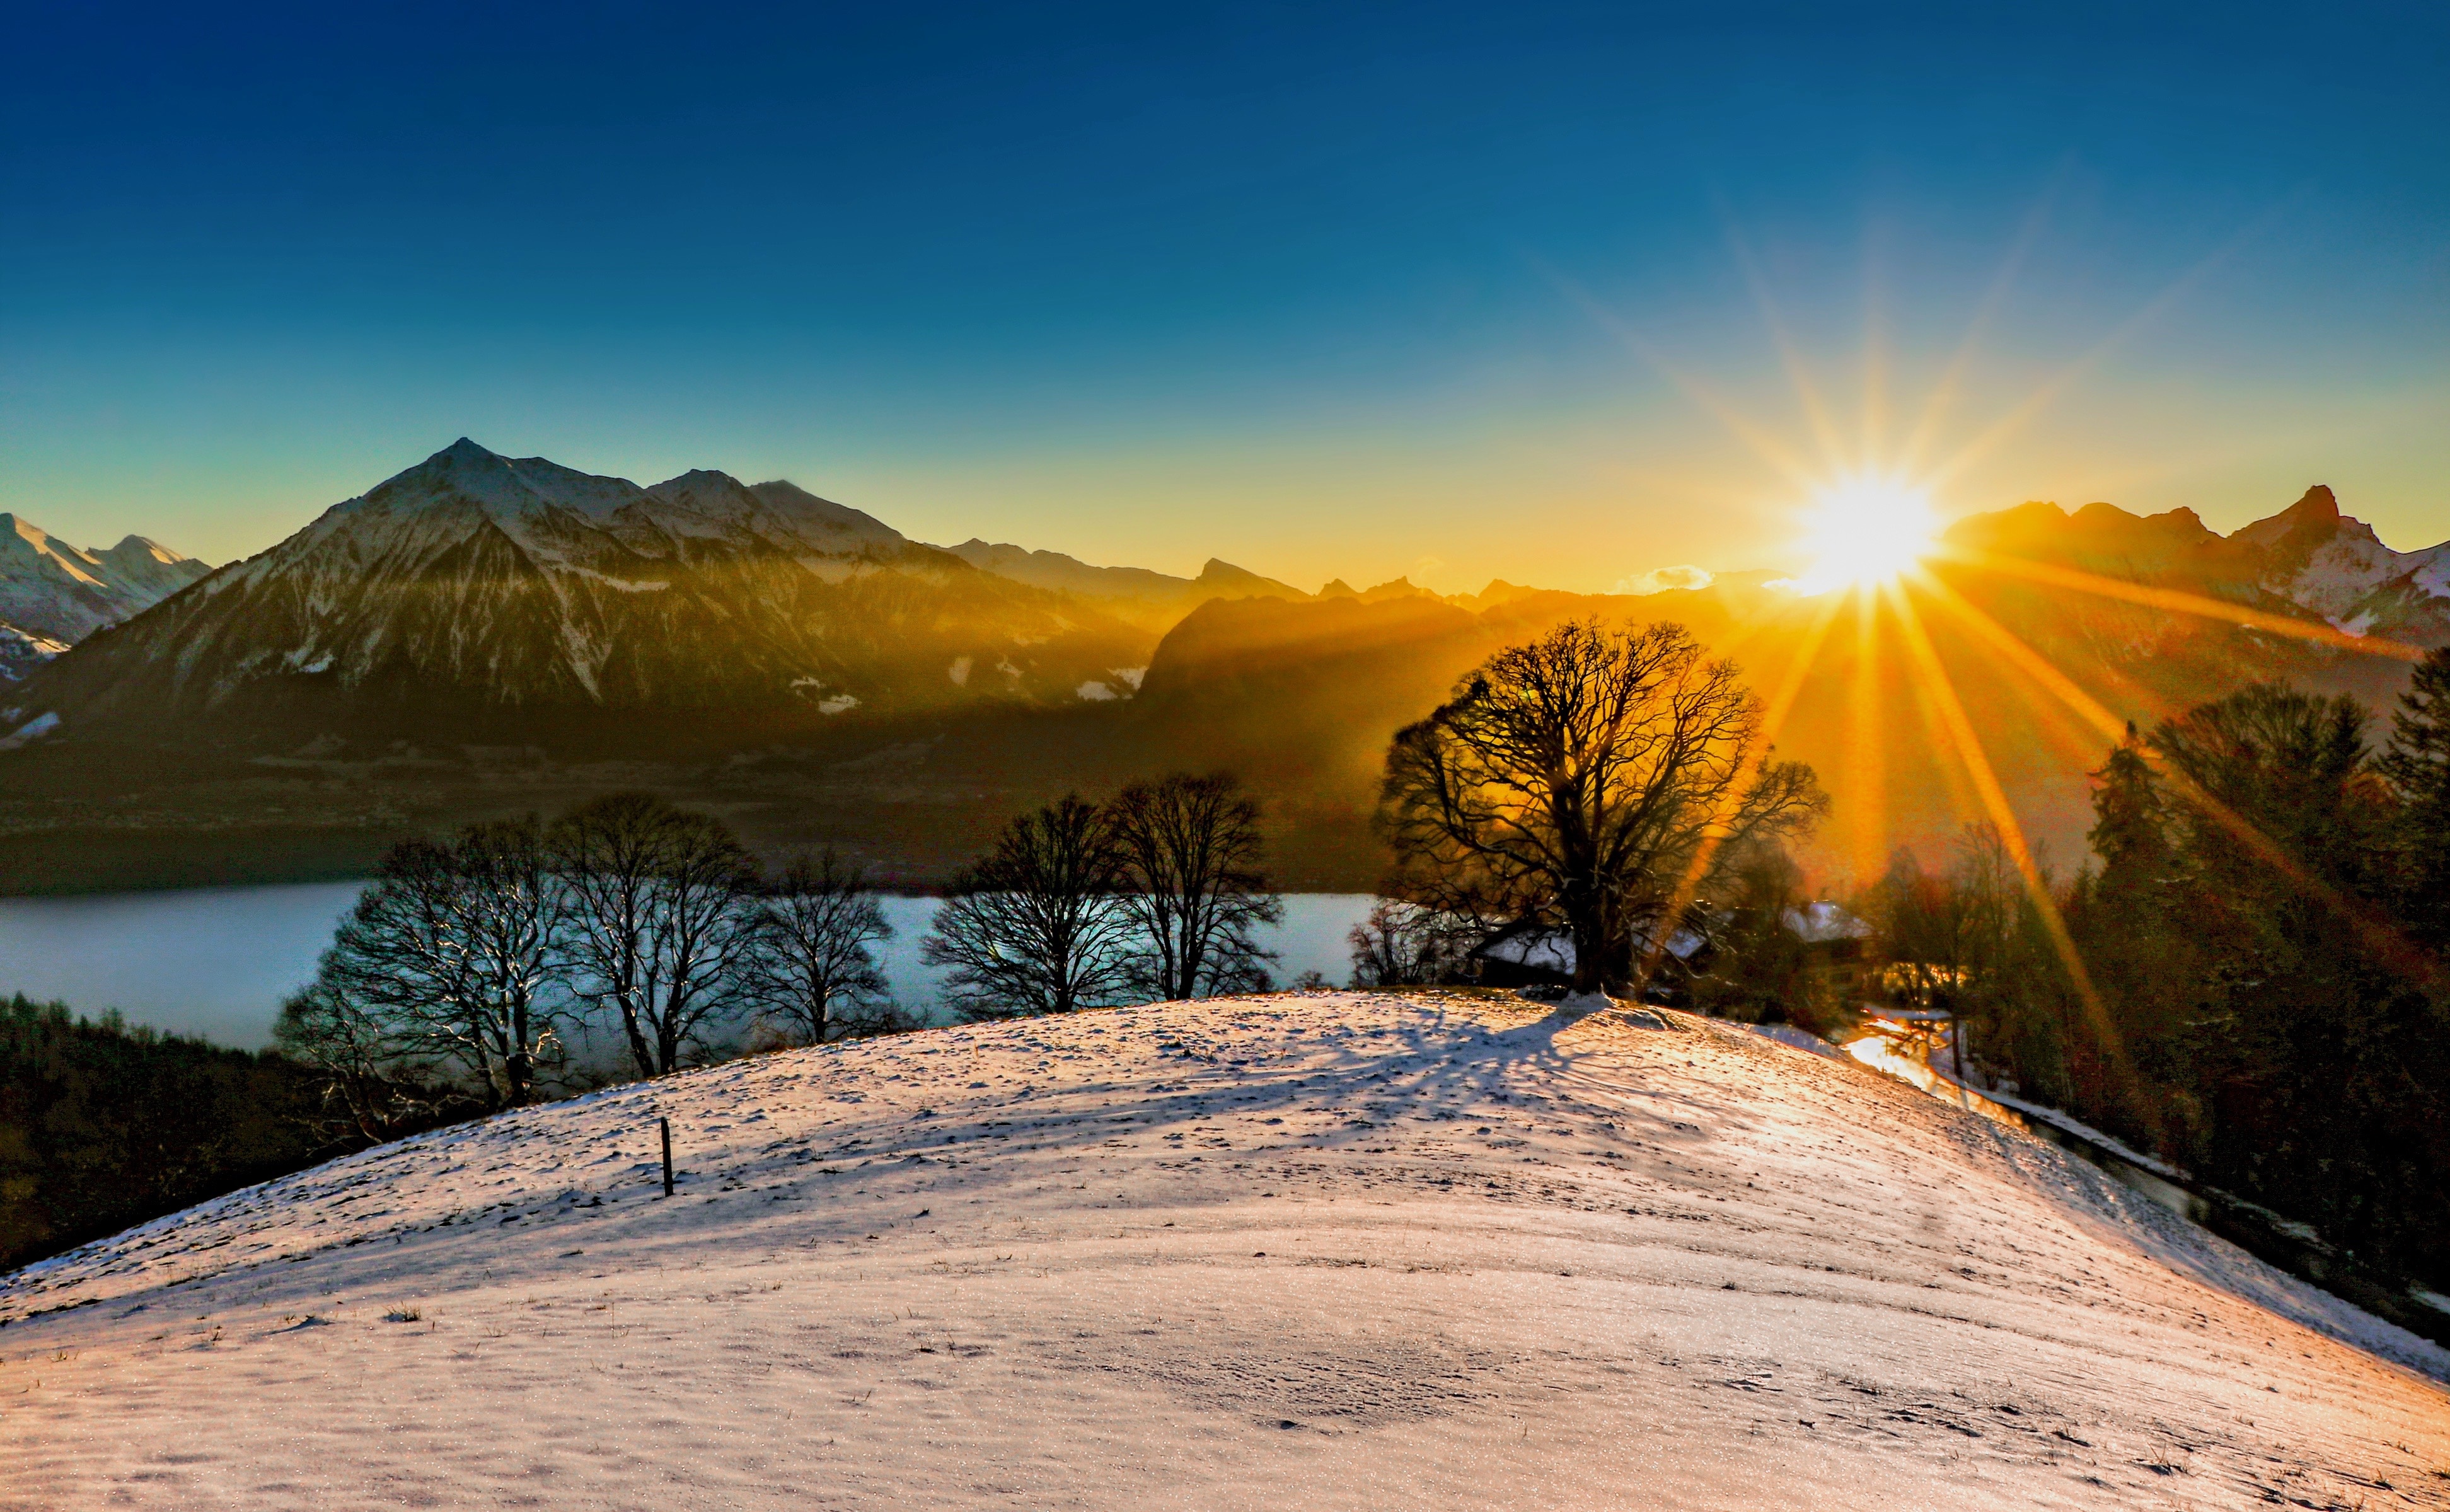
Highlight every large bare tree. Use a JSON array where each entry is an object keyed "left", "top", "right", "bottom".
[
  {"left": 922, "top": 795, "right": 1133, "bottom": 1018},
  {"left": 301, "top": 819, "right": 562, "bottom": 1108},
  {"left": 1377, "top": 618, "right": 1824, "bottom": 995},
  {"left": 552, "top": 794, "right": 760, "bottom": 1078},
  {"left": 1107, "top": 772, "right": 1281, "bottom": 1000},
  {"left": 550, "top": 794, "right": 670, "bottom": 1077},
  {"left": 748, "top": 848, "right": 895, "bottom": 1043}
]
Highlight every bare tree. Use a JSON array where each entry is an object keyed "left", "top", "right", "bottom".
[
  {"left": 749, "top": 849, "right": 894, "bottom": 1043},
  {"left": 450, "top": 818, "right": 563, "bottom": 1104},
  {"left": 551, "top": 794, "right": 673, "bottom": 1078},
  {"left": 1108, "top": 772, "right": 1281, "bottom": 1000},
  {"left": 1346, "top": 899, "right": 1472, "bottom": 987},
  {"left": 301, "top": 821, "right": 562, "bottom": 1109},
  {"left": 922, "top": 795, "right": 1133, "bottom": 1018},
  {"left": 638, "top": 809, "right": 761, "bottom": 1071},
  {"left": 274, "top": 979, "right": 463, "bottom": 1141},
  {"left": 1867, "top": 823, "right": 2047, "bottom": 1082},
  {"left": 1377, "top": 618, "right": 1824, "bottom": 995},
  {"left": 553, "top": 794, "right": 761, "bottom": 1078}
]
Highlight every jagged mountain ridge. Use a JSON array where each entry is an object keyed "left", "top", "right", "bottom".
[
  {"left": 1121, "top": 483, "right": 2446, "bottom": 881},
  {"left": 3, "top": 464, "right": 2441, "bottom": 892},
  {"left": 1942, "top": 485, "right": 2450, "bottom": 646},
  {"left": 17, "top": 440, "right": 1157, "bottom": 734},
  {"left": 939, "top": 539, "right": 1312, "bottom": 629},
  {"left": 0, "top": 514, "right": 209, "bottom": 645}
]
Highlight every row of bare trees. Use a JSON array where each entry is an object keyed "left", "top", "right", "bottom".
[
  {"left": 277, "top": 796, "right": 892, "bottom": 1134},
  {"left": 278, "top": 773, "right": 1285, "bottom": 1131},
  {"left": 922, "top": 773, "right": 1281, "bottom": 1017}
]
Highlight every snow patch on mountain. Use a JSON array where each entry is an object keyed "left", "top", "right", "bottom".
[
  {"left": 0, "top": 621, "right": 70, "bottom": 684},
  {"left": 2243, "top": 488, "right": 2450, "bottom": 644},
  {"left": 2274, "top": 516, "right": 2450, "bottom": 622}
]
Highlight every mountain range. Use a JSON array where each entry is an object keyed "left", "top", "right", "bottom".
[
  {"left": 0, "top": 443, "right": 2441, "bottom": 891},
  {"left": 0, "top": 514, "right": 210, "bottom": 681},
  {"left": 1945, "top": 484, "right": 2450, "bottom": 647},
  {"left": 10, "top": 441, "right": 1365, "bottom": 735}
]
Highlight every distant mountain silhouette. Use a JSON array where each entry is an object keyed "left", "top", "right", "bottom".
[
  {"left": 940, "top": 541, "right": 1309, "bottom": 628},
  {"left": 1944, "top": 486, "right": 2450, "bottom": 647},
  {"left": 1118, "top": 485, "right": 2448, "bottom": 881}
]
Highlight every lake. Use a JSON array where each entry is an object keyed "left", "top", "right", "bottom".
[{"left": 0, "top": 886, "right": 1382, "bottom": 1047}]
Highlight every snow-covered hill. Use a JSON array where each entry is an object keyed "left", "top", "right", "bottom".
[
  {"left": 6, "top": 993, "right": 2441, "bottom": 1509},
  {"left": 0, "top": 514, "right": 208, "bottom": 647},
  {"left": 15, "top": 440, "right": 1155, "bottom": 734}
]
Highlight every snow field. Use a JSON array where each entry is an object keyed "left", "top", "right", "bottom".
[{"left": 3, "top": 991, "right": 2445, "bottom": 1509}]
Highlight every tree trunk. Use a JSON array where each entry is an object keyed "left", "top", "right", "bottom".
[
  {"left": 619, "top": 997, "right": 656, "bottom": 1082},
  {"left": 507, "top": 995, "right": 534, "bottom": 1106}
]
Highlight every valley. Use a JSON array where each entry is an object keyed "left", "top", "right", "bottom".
[{"left": 2, "top": 444, "right": 2442, "bottom": 896}]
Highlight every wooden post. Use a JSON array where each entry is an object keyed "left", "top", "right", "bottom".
[{"left": 660, "top": 1117, "right": 675, "bottom": 1197}]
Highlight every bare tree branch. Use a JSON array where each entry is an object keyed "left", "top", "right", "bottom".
[{"left": 1376, "top": 618, "right": 1826, "bottom": 993}]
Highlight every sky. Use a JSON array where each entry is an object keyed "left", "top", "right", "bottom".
[{"left": 5, "top": 1, "right": 2446, "bottom": 592}]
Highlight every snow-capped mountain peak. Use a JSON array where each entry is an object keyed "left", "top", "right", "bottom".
[
  {"left": 16, "top": 441, "right": 1153, "bottom": 731},
  {"left": 2229, "top": 485, "right": 2450, "bottom": 638},
  {"left": 0, "top": 511, "right": 211, "bottom": 647}
]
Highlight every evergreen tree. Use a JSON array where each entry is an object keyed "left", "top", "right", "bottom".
[
  {"left": 2379, "top": 646, "right": 2450, "bottom": 952},
  {"left": 3, "top": 997, "right": 374, "bottom": 1272},
  {"left": 2146, "top": 683, "right": 2442, "bottom": 1281},
  {"left": 2063, "top": 726, "right": 2190, "bottom": 1138}
]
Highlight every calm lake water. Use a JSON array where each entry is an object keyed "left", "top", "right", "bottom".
[{"left": 0, "top": 886, "right": 1380, "bottom": 1048}]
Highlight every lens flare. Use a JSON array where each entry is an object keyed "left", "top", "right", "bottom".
[{"left": 1789, "top": 476, "right": 1936, "bottom": 594}]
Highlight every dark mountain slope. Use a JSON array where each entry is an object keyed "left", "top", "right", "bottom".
[{"left": 14, "top": 441, "right": 1155, "bottom": 746}]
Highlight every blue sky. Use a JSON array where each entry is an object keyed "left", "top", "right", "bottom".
[{"left": 6, "top": 2, "right": 2446, "bottom": 589}]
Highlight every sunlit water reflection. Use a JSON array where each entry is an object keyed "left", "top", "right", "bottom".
[{"left": 0, "top": 886, "right": 1380, "bottom": 1048}]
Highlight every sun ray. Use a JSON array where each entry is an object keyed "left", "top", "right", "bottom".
[
  {"left": 1895, "top": 178, "right": 2059, "bottom": 478},
  {"left": 1878, "top": 580, "right": 2132, "bottom": 1082},
  {"left": 1936, "top": 544, "right": 2429, "bottom": 662},
  {"left": 1534, "top": 260, "right": 1827, "bottom": 491},
  {"left": 1859, "top": 222, "right": 1890, "bottom": 475},
  {"left": 1896, "top": 609, "right": 1989, "bottom": 844},
  {"left": 1921, "top": 196, "right": 2302, "bottom": 491},
  {"left": 1909, "top": 570, "right": 2441, "bottom": 981},
  {"left": 1844, "top": 584, "right": 1888, "bottom": 882},
  {"left": 1721, "top": 215, "right": 1852, "bottom": 475},
  {"left": 1904, "top": 572, "right": 2146, "bottom": 770},
  {"left": 1632, "top": 587, "right": 1849, "bottom": 989}
]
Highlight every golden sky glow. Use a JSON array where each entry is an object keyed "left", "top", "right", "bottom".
[{"left": 1784, "top": 476, "right": 1938, "bottom": 595}]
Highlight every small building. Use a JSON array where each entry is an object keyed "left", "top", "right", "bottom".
[
  {"left": 1779, "top": 901, "right": 1873, "bottom": 1002},
  {"left": 1465, "top": 920, "right": 1707, "bottom": 996}
]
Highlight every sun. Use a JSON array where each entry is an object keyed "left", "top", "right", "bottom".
[{"left": 1788, "top": 475, "right": 1938, "bottom": 594}]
